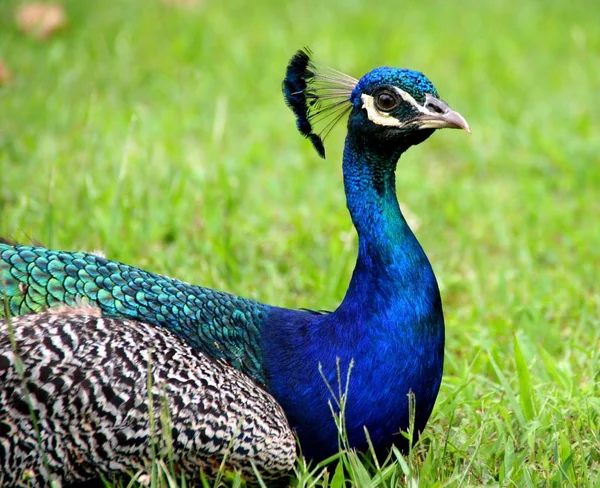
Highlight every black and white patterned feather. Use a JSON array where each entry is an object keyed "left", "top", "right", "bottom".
[{"left": 0, "top": 307, "right": 295, "bottom": 487}]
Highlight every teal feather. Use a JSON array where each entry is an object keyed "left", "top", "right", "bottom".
[{"left": 0, "top": 244, "right": 268, "bottom": 384}]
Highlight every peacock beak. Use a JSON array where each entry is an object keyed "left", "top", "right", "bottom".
[{"left": 416, "top": 94, "right": 471, "bottom": 133}]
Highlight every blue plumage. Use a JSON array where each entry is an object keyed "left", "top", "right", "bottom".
[
  {"left": 351, "top": 67, "right": 439, "bottom": 105},
  {"left": 270, "top": 55, "right": 465, "bottom": 458},
  {"left": 1, "top": 49, "right": 470, "bottom": 463}
]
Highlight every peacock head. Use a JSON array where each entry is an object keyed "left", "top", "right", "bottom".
[{"left": 283, "top": 49, "right": 470, "bottom": 158}]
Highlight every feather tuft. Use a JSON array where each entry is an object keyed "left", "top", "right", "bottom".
[{"left": 283, "top": 48, "right": 357, "bottom": 158}]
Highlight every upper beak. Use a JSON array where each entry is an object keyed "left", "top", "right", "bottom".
[{"left": 417, "top": 94, "right": 471, "bottom": 133}]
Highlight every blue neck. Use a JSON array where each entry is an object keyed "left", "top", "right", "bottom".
[
  {"left": 261, "top": 131, "right": 444, "bottom": 461},
  {"left": 335, "top": 133, "right": 440, "bottom": 329}
]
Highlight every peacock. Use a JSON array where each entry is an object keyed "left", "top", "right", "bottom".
[
  {"left": 0, "top": 49, "right": 470, "bottom": 463},
  {"left": 0, "top": 306, "right": 295, "bottom": 486}
]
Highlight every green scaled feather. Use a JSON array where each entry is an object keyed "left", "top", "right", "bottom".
[{"left": 0, "top": 243, "right": 268, "bottom": 384}]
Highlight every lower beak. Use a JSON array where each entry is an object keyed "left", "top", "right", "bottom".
[{"left": 418, "top": 111, "right": 471, "bottom": 133}]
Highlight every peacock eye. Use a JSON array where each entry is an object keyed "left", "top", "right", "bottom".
[{"left": 374, "top": 91, "right": 399, "bottom": 112}]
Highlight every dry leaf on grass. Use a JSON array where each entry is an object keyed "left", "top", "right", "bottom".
[
  {"left": 0, "top": 61, "right": 13, "bottom": 86},
  {"left": 161, "top": 0, "right": 203, "bottom": 9},
  {"left": 15, "top": 3, "right": 67, "bottom": 40}
]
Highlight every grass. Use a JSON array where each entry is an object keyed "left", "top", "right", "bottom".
[{"left": 1, "top": 0, "right": 599, "bottom": 485}]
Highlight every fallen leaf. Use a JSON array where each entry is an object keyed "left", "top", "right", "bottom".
[
  {"left": 161, "top": 0, "right": 202, "bottom": 9},
  {"left": 0, "top": 61, "right": 13, "bottom": 86},
  {"left": 15, "top": 3, "right": 67, "bottom": 40}
]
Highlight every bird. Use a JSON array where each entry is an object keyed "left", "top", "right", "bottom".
[
  {"left": 0, "top": 305, "right": 296, "bottom": 487},
  {"left": 0, "top": 49, "right": 470, "bottom": 462}
]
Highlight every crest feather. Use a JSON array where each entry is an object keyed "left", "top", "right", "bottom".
[{"left": 282, "top": 49, "right": 357, "bottom": 158}]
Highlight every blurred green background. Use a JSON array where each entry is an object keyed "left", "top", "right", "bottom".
[{"left": 1, "top": 0, "right": 599, "bottom": 485}]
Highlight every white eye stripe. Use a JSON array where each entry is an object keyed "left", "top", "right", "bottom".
[
  {"left": 361, "top": 88, "right": 443, "bottom": 128},
  {"left": 391, "top": 86, "right": 436, "bottom": 116},
  {"left": 361, "top": 94, "right": 404, "bottom": 127}
]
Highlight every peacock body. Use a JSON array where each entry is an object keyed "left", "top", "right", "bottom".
[
  {"left": 0, "top": 49, "right": 469, "bottom": 462},
  {"left": 0, "top": 307, "right": 295, "bottom": 486}
]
